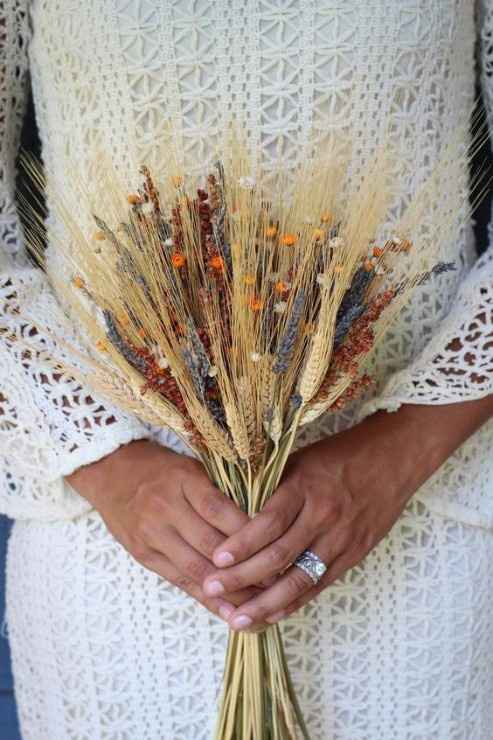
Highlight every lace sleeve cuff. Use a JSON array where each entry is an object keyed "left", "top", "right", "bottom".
[{"left": 359, "top": 248, "right": 493, "bottom": 418}]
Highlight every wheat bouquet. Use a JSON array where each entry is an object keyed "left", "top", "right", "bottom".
[{"left": 23, "top": 140, "right": 462, "bottom": 740}]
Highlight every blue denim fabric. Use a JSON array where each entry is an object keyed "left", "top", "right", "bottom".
[{"left": 0, "top": 517, "right": 21, "bottom": 739}]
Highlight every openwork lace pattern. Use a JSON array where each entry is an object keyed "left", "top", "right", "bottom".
[{"left": 1, "top": 2, "right": 493, "bottom": 737}]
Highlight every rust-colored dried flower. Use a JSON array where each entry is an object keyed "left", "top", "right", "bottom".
[
  {"left": 171, "top": 252, "right": 186, "bottom": 268},
  {"left": 249, "top": 296, "right": 264, "bottom": 311},
  {"left": 274, "top": 280, "right": 289, "bottom": 295},
  {"left": 281, "top": 233, "right": 297, "bottom": 246},
  {"left": 209, "top": 255, "right": 224, "bottom": 271}
]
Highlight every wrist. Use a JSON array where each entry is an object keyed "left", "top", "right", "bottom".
[{"left": 66, "top": 439, "right": 156, "bottom": 506}]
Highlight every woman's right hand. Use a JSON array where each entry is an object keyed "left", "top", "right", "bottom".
[{"left": 66, "top": 439, "right": 255, "bottom": 621}]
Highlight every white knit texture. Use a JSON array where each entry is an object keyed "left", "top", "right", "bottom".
[{"left": 1, "top": 1, "right": 493, "bottom": 738}]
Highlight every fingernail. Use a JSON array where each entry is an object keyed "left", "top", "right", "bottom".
[
  {"left": 266, "top": 611, "right": 285, "bottom": 624},
  {"left": 231, "top": 615, "right": 253, "bottom": 630},
  {"left": 218, "top": 603, "right": 234, "bottom": 621},
  {"left": 205, "top": 580, "right": 224, "bottom": 596},
  {"left": 214, "top": 551, "right": 235, "bottom": 567}
]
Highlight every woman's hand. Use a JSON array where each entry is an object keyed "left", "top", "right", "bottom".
[
  {"left": 66, "top": 439, "right": 256, "bottom": 622},
  {"left": 203, "top": 398, "right": 493, "bottom": 630}
]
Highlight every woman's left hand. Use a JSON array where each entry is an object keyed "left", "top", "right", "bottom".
[{"left": 203, "top": 398, "right": 493, "bottom": 631}]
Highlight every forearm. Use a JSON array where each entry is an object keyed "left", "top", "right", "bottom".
[{"left": 340, "top": 396, "right": 493, "bottom": 504}]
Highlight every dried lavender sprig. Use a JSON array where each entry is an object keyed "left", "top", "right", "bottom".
[
  {"left": 116, "top": 249, "right": 152, "bottom": 300},
  {"left": 334, "top": 303, "right": 366, "bottom": 348},
  {"left": 93, "top": 214, "right": 123, "bottom": 251},
  {"left": 103, "top": 310, "right": 147, "bottom": 373},
  {"left": 187, "top": 320, "right": 211, "bottom": 378},
  {"left": 212, "top": 161, "right": 232, "bottom": 273},
  {"left": 395, "top": 261, "right": 456, "bottom": 294},
  {"left": 417, "top": 261, "right": 456, "bottom": 285},
  {"left": 182, "top": 346, "right": 205, "bottom": 398},
  {"left": 273, "top": 290, "right": 305, "bottom": 374},
  {"left": 290, "top": 393, "right": 303, "bottom": 409}
]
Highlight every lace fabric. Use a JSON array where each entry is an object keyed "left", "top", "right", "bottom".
[
  {"left": 0, "top": 0, "right": 491, "bottom": 526},
  {"left": 1, "top": 2, "right": 493, "bottom": 739}
]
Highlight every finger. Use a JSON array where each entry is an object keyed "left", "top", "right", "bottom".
[
  {"left": 141, "top": 527, "right": 257, "bottom": 604},
  {"left": 226, "top": 560, "right": 316, "bottom": 631},
  {"left": 173, "top": 499, "right": 229, "bottom": 560},
  {"left": 184, "top": 480, "right": 250, "bottom": 537},
  {"left": 265, "top": 546, "right": 364, "bottom": 624},
  {"left": 141, "top": 550, "right": 238, "bottom": 622},
  {"left": 203, "top": 505, "right": 315, "bottom": 595},
  {"left": 211, "top": 485, "right": 303, "bottom": 568}
]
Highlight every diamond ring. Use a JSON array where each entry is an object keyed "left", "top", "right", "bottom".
[{"left": 293, "top": 549, "right": 327, "bottom": 585}]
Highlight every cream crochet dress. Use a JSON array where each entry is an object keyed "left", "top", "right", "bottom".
[{"left": 1, "top": 1, "right": 493, "bottom": 738}]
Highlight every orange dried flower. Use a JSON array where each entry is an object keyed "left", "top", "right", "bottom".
[
  {"left": 249, "top": 296, "right": 264, "bottom": 311},
  {"left": 274, "top": 280, "right": 289, "bottom": 295},
  {"left": 137, "top": 328, "right": 146, "bottom": 339},
  {"left": 320, "top": 212, "right": 332, "bottom": 223},
  {"left": 127, "top": 193, "right": 142, "bottom": 205},
  {"left": 171, "top": 252, "right": 186, "bottom": 268},
  {"left": 72, "top": 276, "right": 85, "bottom": 289},
  {"left": 312, "top": 228, "right": 325, "bottom": 241},
  {"left": 96, "top": 339, "right": 108, "bottom": 352},
  {"left": 209, "top": 255, "right": 224, "bottom": 271},
  {"left": 372, "top": 246, "right": 384, "bottom": 257},
  {"left": 265, "top": 225, "right": 278, "bottom": 238},
  {"left": 281, "top": 233, "right": 297, "bottom": 246},
  {"left": 244, "top": 274, "right": 256, "bottom": 286},
  {"left": 363, "top": 259, "right": 374, "bottom": 272}
]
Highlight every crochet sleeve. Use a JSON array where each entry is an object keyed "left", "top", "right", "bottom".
[
  {"left": 361, "top": 4, "right": 493, "bottom": 413},
  {"left": 0, "top": 1, "right": 150, "bottom": 516}
]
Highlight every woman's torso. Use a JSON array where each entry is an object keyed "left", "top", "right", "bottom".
[{"left": 24, "top": 1, "right": 492, "bottom": 525}]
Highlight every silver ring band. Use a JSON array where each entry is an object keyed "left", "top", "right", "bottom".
[{"left": 293, "top": 549, "right": 327, "bottom": 585}]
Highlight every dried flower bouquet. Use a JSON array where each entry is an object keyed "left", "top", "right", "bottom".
[{"left": 22, "top": 139, "right": 466, "bottom": 740}]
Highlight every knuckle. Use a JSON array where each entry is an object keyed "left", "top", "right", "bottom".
[
  {"left": 135, "top": 513, "right": 153, "bottom": 543},
  {"left": 286, "top": 569, "right": 311, "bottom": 598},
  {"left": 187, "top": 558, "right": 209, "bottom": 582},
  {"left": 267, "top": 542, "right": 289, "bottom": 569},
  {"left": 321, "top": 497, "right": 342, "bottom": 525},
  {"left": 199, "top": 529, "right": 222, "bottom": 556},
  {"left": 200, "top": 492, "right": 224, "bottom": 522},
  {"left": 136, "top": 481, "right": 165, "bottom": 513},
  {"left": 173, "top": 574, "right": 195, "bottom": 592},
  {"left": 260, "top": 510, "right": 283, "bottom": 537},
  {"left": 132, "top": 542, "right": 152, "bottom": 566}
]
